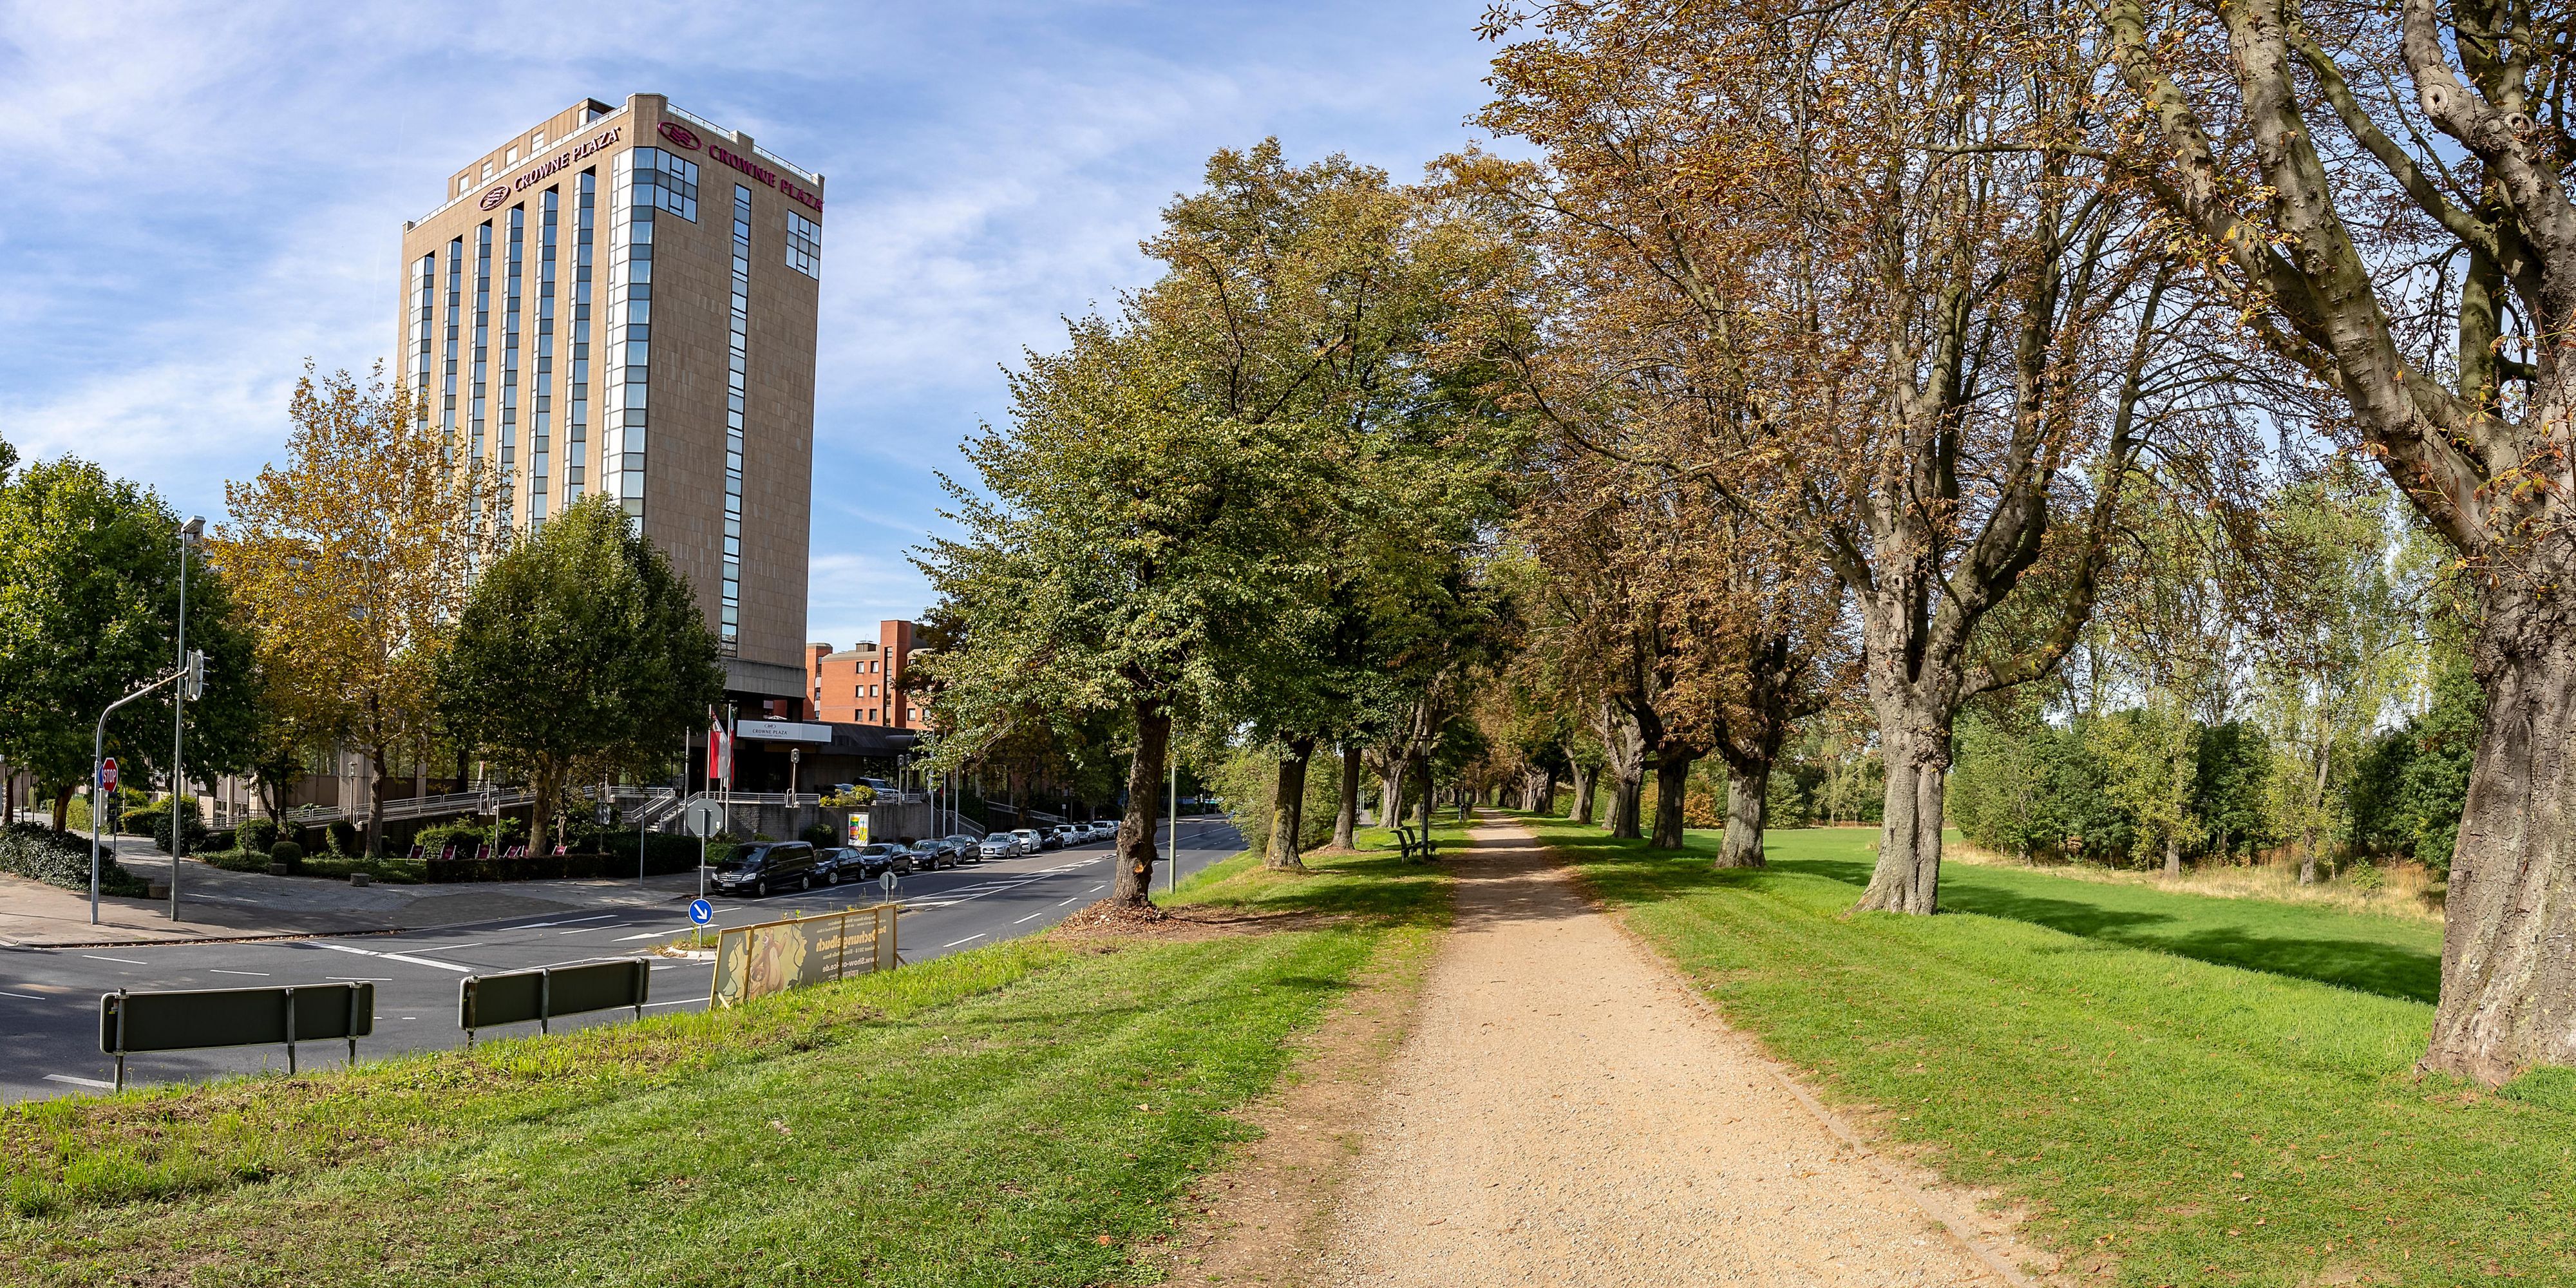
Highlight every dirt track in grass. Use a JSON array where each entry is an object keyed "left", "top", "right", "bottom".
[{"left": 1308, "top": 817, "right": 2043, "bottom": 1287}]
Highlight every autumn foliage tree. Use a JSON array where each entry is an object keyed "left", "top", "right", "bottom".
[
  {"left": 214, "top": 366, "right": 502, "bottom": 857},
  {"left": 1475, "top": 0, "right": 2204, "bottom": 907}
]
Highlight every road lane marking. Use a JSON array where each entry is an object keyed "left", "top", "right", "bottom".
[
  {"left": 503, "top": 913, "right": 618, "bottom": 930},
  {"left": 399, "top": 942, "right": 484, "bottom": 954},
  {"left": 1088, "top": 885, "right": 1106, "bottom": 893},
  {"left": 612, "top": 929, "right": 674, "bottom": 941},
  {"left": 81, "top": 955, "right": 146, "bottom": 965},
  {"left": 942, "top": 933, "right": 987, "bottom": 947},
  {"left": 44, "top": 1074, "right": 114, "bottom": 1089},
  {"left": 643, "top": 997, "right": 708, "bottom": 1008},
  {"left": 1056, "top": 896, "right": 1079, "bottom": 905},
  {"left": 208, "top": 970, "right": 270, "bottom": 977},
  {"left": 1013, "top": 911, "right": 1048, "bottom": 924},
  {"left": 312, "top": 942, "right": 473, "bottom": 973},
  {"left": 0, "top": 990, "right": 43, "bottom": 1000},
  {"left": 326, "top": 976, "right": 392, "bottom": 982}
]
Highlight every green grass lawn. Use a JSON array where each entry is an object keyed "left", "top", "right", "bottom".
[
  {"left": 1, "top": 840, "right": 1446, "bottom": 1287},
  {"left": 1525, "top": 818, "right": 2575, "bottom": 1287}
]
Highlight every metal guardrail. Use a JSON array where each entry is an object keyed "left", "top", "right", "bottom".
[
  {"left": 459, "top": 958, "right": 650, "bottom": 1046},
  {"left": 101, "top": 982, "right": 373, "bottom": 1090}
]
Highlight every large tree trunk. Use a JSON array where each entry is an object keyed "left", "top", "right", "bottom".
[
  {"left": 366, "top": 745, "right": 392, "bottom": 860},
  {"left": 2298, "top": 740, "right": 2329, "bottom": 886},
  {"left": 1266, "top": 737, "right": 1312, "bottom": 870},
  {"left": 1607, "top": 763, "right": 1644, "bottom": 838},
  {"left": 1649, "top": 755, "right": 1691, "bottom": 849},
  {"left": 1378, "top": 762, "right": 1403, "bottom": 830},
  {"left": 1571, "top": 764, "right": 1597, "bottom": 824},
  {"left": 1717, "top": 764, "right": 1768, "bottom": 868},
  {"left": 2424, "top": 626, "right": 2576, "bottom": 1083},
  {"left": 1408, "top": 750, "right": 1434, "bottom": 837},
  {"left": 52, "top": 782, "right": 73, "bottom": 833},
  {"left": 1333, "top": 743, "right": 1360, "bottom": 850},
  {"left": 2163, "top": 833, "right": 2181, "bottom": 879},
  {"left": 527, "top": 761, "right": 559, "bottom": 862},
  {"left": 1855, "top": 712, "right": 1951, "bottom": 914},
  {"left": 1112, "top": 702, "right": 1169, "bottom": 906}
]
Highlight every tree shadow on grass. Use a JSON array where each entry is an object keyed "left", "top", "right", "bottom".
[{"left": 1774, "top": 855, "right": 2440, "bottom": 1004}]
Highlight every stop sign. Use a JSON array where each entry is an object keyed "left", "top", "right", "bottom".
[{"left": 100, "top": 758, "right": 117, "bottom": 791}]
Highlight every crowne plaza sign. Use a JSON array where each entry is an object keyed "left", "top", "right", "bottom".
[
  {"left": 478, "top": 125, "right": 625, "bottom": 211},
  {"left": 658, "top": 120, "right": 824, "bottom": 214}
]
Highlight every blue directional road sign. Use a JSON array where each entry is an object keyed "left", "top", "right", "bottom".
[{"left": 688, "top": 898, "right": 714, "bottom": 926}]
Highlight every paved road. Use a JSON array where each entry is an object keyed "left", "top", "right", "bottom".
[{"left": 0, "top": 820, "right": 1242, "bottom": 1102}]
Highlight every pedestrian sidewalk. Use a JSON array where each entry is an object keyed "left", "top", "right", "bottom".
[
  {"left": 0, "top": 837, "right": 702, "bottom": 948},
  {"left": 1316, "top": 816, "right": 2032, "bottom": 1287}
]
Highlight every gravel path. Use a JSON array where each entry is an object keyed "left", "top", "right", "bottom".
[{"left": 1317, "top": 817, "right": 2020, "bottom": 1287}]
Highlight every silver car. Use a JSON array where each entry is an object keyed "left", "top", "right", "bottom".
[{"left": 978, "top": 833, "right": 1019, "bottom": 860}]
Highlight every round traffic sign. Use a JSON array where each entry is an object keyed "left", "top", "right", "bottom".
[
  {"left": 681, "top": 800, "right": 726, "bottom": 837},
  {"left": 688, "top": 898, "right": 714, "bottom": 926},
  {"left": 878, "top": 869, "right": 897, "bottom": 896}
]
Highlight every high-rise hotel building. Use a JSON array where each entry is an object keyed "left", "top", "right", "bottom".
[{"left": 397, "top": 93, "right": 824, "bottom": 710}]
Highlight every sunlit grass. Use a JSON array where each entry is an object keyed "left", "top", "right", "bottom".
[{"left": 1524, "top": 817, "right": 2572, "bottom": 1287}]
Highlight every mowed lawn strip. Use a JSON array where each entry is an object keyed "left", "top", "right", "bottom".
[
  {"left": 1526, "top": 818, "right": 2576, "bottom": 1288},
  {"left": 2, "top": 844, "right": 1448, "bottom": 1287}
]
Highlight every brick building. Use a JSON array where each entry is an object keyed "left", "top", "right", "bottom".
[{"left": 804, "top": 620, "right": 922, "bottom": 727}]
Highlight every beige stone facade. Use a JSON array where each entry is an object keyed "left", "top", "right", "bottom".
[{"left": 398, "top": 93, "right": 821, "bottom": 701}]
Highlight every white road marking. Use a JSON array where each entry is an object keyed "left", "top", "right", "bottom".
[
  {"left": 1013, "top": 911, "right": 1048, "bottom": 924},
  {"left": 312, "top": 942, "right": 473, "bottom": 973},
  {"left": 942, "top": 933, "right": 987, "bottom": 948},
  {"left": 1056, "top": 896, "right": 1078, "bottom": 905},
  {"left": 612, "top": 929, "right": 674, "bottom": 942},
  {"left": 399, "top": 942, "right": 484, "bottom": 954},
  {"left": 44, "top": 1074, "right": 114, "bottom": 1089},
  {"left": 0, "top": 990, "right": 43, "bottom": 1000},
  {"left": 326, "top": 976, "right": 392, "bottom": 982},
  {"left": 504, "top": 913, "right": 618, "bottom": 930},
  {"left": 1088, "top": 885, "right": 1106, "bottom": 893},
  {"left": 643, "top": 997, "right": 708, "bottom": 1008},
  {"left": 208, "top": 969, "right": 270, "bottom": 978},
  {"left": 82, "top": 955, "right": 146, "bottom": 965}
]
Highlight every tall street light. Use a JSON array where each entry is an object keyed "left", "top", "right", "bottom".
[{"left": 170, "top": 515, "right": 204, "bottom": 922}]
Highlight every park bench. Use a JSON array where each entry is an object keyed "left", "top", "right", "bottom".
[{"left": 1396, "top": 825, "right": 1439, "bottom": 863}]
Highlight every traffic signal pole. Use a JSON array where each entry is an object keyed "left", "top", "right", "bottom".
[{"left": 91, "top": 670, "right": 182, "bottom": 925}]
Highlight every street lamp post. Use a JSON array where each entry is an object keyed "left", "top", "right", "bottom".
[{"left": 171, "top": 516, "right": 203, "bottom": 923}]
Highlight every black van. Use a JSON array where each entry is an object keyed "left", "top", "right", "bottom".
[{"left": 711, "top": 841, "right": 820, "bottom": 897}]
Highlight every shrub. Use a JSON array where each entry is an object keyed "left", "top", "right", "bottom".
[
  {"left": 234, "top": 816, "right": 278, "bottom": 854},
  {"left": 268, "top": 841, "right": 305, "bottom": 873},
  {"left": 821, "top": 784, "right": 876, "bottom": 808},
  {"left": 799, "top": 821, "right": 837, "bottom": 848},
  {"left": 0, "top": 823, "right": 150, "bottom": 896},
  {"left": 147, "top": 801, "right": 209, "bottom": 855}
]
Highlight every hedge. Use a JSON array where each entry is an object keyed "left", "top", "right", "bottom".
[{"left": 0, "top": 824, "right": 150, "bottom": 896}]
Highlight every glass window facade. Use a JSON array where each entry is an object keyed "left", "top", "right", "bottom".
[
  {"left": 603, "top": 149, "right": 654, "bottom": 520},
  {"left": 410, "top": 253, "right": 435, "bottom": 429},
  {"left": 499, "top": 205, "right": 524, "bottom": 527},
  {"left": 628, "top": 146, "right": 699, "bottom": 222},
  {"left": 441, "top": 239, "right": 463, "bottom": 451},
  {"left": 567, "top": 171, "right": 594, "bottom": 502},
  {"left": 470, "top": 223, "right": 491, "bottom": 464},
  {"left": 721, "top": 184, "right": 752, "bottom": 656},
  {"left": 786, "top": 210, "right": 821, "bottom": 279},
  {"left": 530, "top": 187, "right": 558, "bottom": 526}
]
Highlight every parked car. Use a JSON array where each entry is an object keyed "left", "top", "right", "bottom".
[
  {"left": 1012, "top": 828, "right": 1050, "bottom": 853},
  {"left": 911, "top": 838, "right": 963, "bottom": 870},
  {"left": 712, "top": 841, "right": 820, "bottom": 897},
  {"left": 1048, "top": 825, "right": 1084, "bottom": 848},
  {"left": 943, "top": 833, "right": 985, "bottom": 863},
  {"left": 815, "top": 847, "right": 862, "bottom": 884},
  {"left": 979, "top": 833, "right": 1021, "bottom": 860}
]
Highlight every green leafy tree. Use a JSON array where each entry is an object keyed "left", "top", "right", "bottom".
[
  {"left": 0, "top": 457, "right": 259, "bottom": 829},
  {"left": 435, "top": 495, "right": 723, "bottom": 859}
]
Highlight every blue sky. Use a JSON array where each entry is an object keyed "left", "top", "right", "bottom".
[{"left": 0, "top": 1, "right": 1499, "bottom": 649}]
